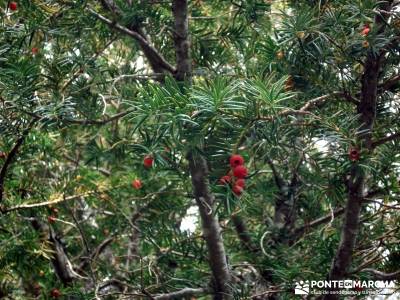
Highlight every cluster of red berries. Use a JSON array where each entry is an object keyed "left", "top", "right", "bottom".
[
  {"left": 8, "top": 1, "right": 17, "bottom": 11},
  {"left": 219, "top": 154, "right": 248, "bottom": 196},
  {"left": 131, "top": 155, "right": 154, "bottom": 190}
]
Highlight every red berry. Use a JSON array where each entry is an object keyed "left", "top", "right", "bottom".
[
  {"left": 361, "top": 27, "right": 370, "bottom": 36},
  {"left": 9, "top": 2, "right": 17, "bottom": 11},
  {"left": 229, "top": 154, "right": 244, "bottom": 167},
  {"left": 232, "top": 185, "right": 243, "bottom": 196},
  {"left": 143, "top": 156, "right": 154, "bottom": 168},
  {"left": 47, "top": 215, "right": 56, "bottom": 223},
  {"left": 131, "top": 179, "right": 142, "bottom": 190},
  {"left": 0, "top": 151, "right": 6, "bottom": 159},
  {"left": 235, "top": 178, "right": 246, "bottom": 188},
  {"left": 31, "top": 47, "right": 39, "bottom": 55},
  {"left": 33, "top": 283, "right": 41, "bottom": 296},
  {"left": 219, "top": 175, "right": 231, "bottom": 185},
  {"left": 233, "top": 165, "right": 248, "bottom": 179},
  {"left": 349, "top": 147, "right": 360, "bottom": 162},
  {"left": 50, "top": 288, "right": 61, "bottom": 298}
]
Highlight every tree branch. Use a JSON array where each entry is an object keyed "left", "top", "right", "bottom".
[
  {"left": 371, "top": 132, "right": 400, "bottom": 148},
  {"left": 231, "top": 214, "right": 258, "bottom": 252},
  {"left": 379, "top": 74, "right": 400, "bottom": 91},
  {"left": 172, "top": 0, "right": 191, "bottom": 81},
  {"left": 358, "top": 268, "right": 400, "bottom": 280},
  {"left": 188, "top": 153, "right": 232, "bottom": 299},
  {"left": 88, "top": 8, "right": 175, "bottom": 74},
  {"left": 31, "top": 218, "right": 83, "bottom": 285},
  {"left": 3, "top": 191, "right": 94, "bottom": 213},
  {"left": 154, "top": 287, "right": 209, "bottom": 300},
  {"left": 266, "top": 158, "right": 285, "bottom": 191},
  {"left": 0, "top": 120, "right": 36, "bottom": 209},
  {"left": 78, "top": 237, "right": 114, "bottom": 272},
  {"left": 174, "top": 1, "right": 230, "bottom": 298},
  {"left": 324, "top": 4, "right": 394, "bottom": 299},
  {"left": 259, "top": 92, "right": 358, "bottom": 122},
  {"left": 292, "top": 207, "right": 345, "bottom": 240},
  {"left": 327, "top": 166, "right": 364, "bottom": 283}
]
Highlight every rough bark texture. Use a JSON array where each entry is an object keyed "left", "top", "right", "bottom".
[
  {"left": 357, "top": 52, "right": 382, "bottom": 149},
  {"left": 172, "top": 0, "right": 191, "bottom": 81},
  {"left": 324, "top": 2, "right": 394, "bottom": 299},
  {"left": 172, "top": 1, "right": 230, "bottom": 298},
  {"left": 188, "top": 154, "right": 232, "bottom": 300},
  {"left": 328, "top": 166, "right": 364, "bottom": 281}
]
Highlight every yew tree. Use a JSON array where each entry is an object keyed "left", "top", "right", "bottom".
[{"left": 0, "top": 1, "right": 399, "bottom": 299}]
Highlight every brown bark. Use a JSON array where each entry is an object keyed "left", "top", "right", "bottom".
[
  {"left": 172, "top": 1, "right": 231, "bottom": 298},
  {"left": 172, "top": 0, "right": 192, "bottom": 81},
  {"left": 328, "top": 166, "right": 364, "bottom": 282},
  {"left": 188, "top": 153, "right": 232, "bottom": 300},
  {"left": 324, "top": 2, "right": 394, "bottom": 299},
  {"left": 92, "top": 1, "right": 175, "bottom": 75}
]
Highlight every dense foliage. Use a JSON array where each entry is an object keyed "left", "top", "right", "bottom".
[{"left": 0, "top": 0, "right": 399, "bottom": 299}]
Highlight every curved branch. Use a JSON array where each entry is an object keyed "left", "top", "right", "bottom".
[
  {"left": 88, "top": 8, "right": 175, "bottom": 74},
  {"left": 292, "top": 207, "right": 345, "bottom": 240},
  {"left": 359, "top": 268, "right": 400, "bottom": 280},
  {"left": 0, "top": 120, "right": 36, "bottom": 209}
]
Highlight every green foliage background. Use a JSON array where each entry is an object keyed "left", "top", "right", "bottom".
[{"left": 0, "top": 0, "right": 399, "bottom": 299}]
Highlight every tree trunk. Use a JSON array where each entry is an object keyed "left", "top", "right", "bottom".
[{"left": 188, "top": 153, "right": 232, "bottom": 299}]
